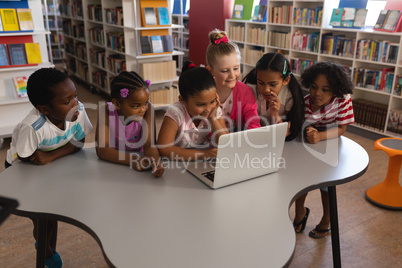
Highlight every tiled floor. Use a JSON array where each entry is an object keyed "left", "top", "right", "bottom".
[{"left": 0, "top": 78, "right": 401, "bottom": 268}]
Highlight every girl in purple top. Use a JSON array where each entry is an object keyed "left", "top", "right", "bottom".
[
  {"left": 206, "top": 29, "right": 261, "bottom": 132},
  {"left": 95, "top": 71, "right": 164, "bottom": 177}
]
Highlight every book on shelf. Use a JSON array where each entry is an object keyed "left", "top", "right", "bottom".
[
  {"left": 353, "top": 8, "right": 367, "bottom": 28},
  {"left": 330, "top": 8, "right": 343, "bottom": 27},
  {"left": 340, "top": 7, "right": 355, "bottom": 27},
  {"left": 233, "top": 4, "right": 243, "bottom": 19},
  {"left": 251, "top": 5, "right": 260, "bottom": 21},
  {"left": 13, "top": 76, "right": 28, "bottom": 98},
  {"left": 387, "top": 108, "right": 402, "bottom": 135},
  {"left": 161, "top": 35, "right": 173, "bottom": 52},
  {"left": 383, "top": 10, "right": 401, "bottom": 31},
  {"left": 140, "top": 36, "right": 152, "bottom": 54},
  {"left": 0, "top": 9, "right": 19, "bottom": 31},
  {"left": 172, "top": 0, "right": 188, "bottom": 15},
  {"left": 25, "top": 43, "right": 42, "bottom": 64},
  {"left": 374, "top": 10, "right": 389, "bottom": 29},
  {"left": 0, "top": 44, "right": 9, "bottom": 66},
  {"left": 8, "top": 44, "right": 27, "bottom": 65},
  {"left": 353, "top": 99, "right": 387, "bottom": 131},
  {"left": 16, "top": 8, "right": 34, "bottom": 31},
  {"left": 257, "top": 5, "right": 267, "bottom": 22},
  {"left": 0, "top": 10, "right": 3, "bottom": 31},
  {"left": 151, "top": 35, "right": 163, "bottom": 53},
  {"left": 157, "top": 7, "right": 170, "bottom": 25},
  {"left": 394, "top": 75, "right": 402, "bottom": 96},
  {"left": 143, "top": 7, "right": 157, "bottom": 26},
  {"left": 139, "top": 60, "right": 176, "bottom": 82}
]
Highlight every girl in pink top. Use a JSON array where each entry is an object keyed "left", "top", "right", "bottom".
[
  {"left": 158, "top": 61, "right": 229, "bottom": 161},
  {"left": 95, "top": 71, "right": 164, "bottom": 177},
  {"left": 206, "top": 29, "right": 261, "bottom": 131}
]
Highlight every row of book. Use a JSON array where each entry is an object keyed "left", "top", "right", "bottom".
[
  {"left": 247, "top": 28, "right": 265, "bottom": 46},
  {"left": 356, "top": 40, "right": 399, "bottom": 64},
  {"left": 0, "top": 8, "right": 34, "bottom": 31},
  {"left": 149, "top": 87, "right": 179, "bottom": 106},
  {"left": 87, "top": 4, "right": 102, "bottom": 22},
  {"left": 48, "top": 18, "right": 62, "bottom": 29},
  {"left": 293, "top": 6, "right": 322, "bottom": 27},
  {"left": 139, "top": 60, "right": 176, "bottom": 82},
  {"left": 0, "top": 43, "right": 42, "bottom": 66},
  {"left": 244, "top": 47, "right": 264, "bottom": 65},
  {"left": 227, "top": 25, "right": 244, "bottom": 43},
  {"left": 90, "top": 48, "right": 126, "bottom": 74},
  {"left": 77, "top": 61, "right": 89, "bottom": 82},
  {"left": 268, "top": 5, "right": 293, "bottom": 25},
  {"left": 290, "top": 58, "right": 316, "bottom": 75},
  {"left": 353, "top": 67, "right": 394, "bottom": 93},
  {"left": 49, "top": 33, "right": 63, "bottom": 45},
  {"left": 251, "top": 5, "right": 267, "bottom": 22},
  {"left": 172, "top": 33, "right": 189, "bottom": 50},
  {"left": 92, "top": 70, "right": 107, "bottom": 90},
  {"left": 89, "top": 27, "right": 105, "bottom": 46},
  {"left": 268, "top": 31, "right": 291, "bottom": 49},
  {"left": 321, "top": 34, "right": 355, "bottom": 58},
  {"left": 42, "top": 3, "right": 58, "bottom": 14},
  {"left": 62, "top": 21, "right": 85, "bottom": 39},
  {"left": 330, "top": 8, "right": 367, "bottom": 28},
  {"left": 353, "top": 99, "right": 387, "bottom": 131},
  {"left": 292, "top": 31, "right": 320, "bottom": 53},
  {"left": 387, "top": 108, "right": 402, "bottom": 135},
  {"left": 106, "top": 31, "right": 125, "bottom": 53},
  {"left": 140, "top": 35, "right": 173, "bottom": 55},
  {"left": 104, "top": 7, "right": 123, "bottom": 26}
]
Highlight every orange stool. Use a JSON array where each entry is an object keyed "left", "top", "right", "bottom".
[{"left": 366, "top": 138, "right": 402, "bottom": 209}]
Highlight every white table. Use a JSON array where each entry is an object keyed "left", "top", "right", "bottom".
[{"left": 0, "top": 137, "right": 368, "bottom": 268}]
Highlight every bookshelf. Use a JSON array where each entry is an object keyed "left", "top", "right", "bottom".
[
  {"left": 0, "top": 0, "right": 53, "bottom": 142},
  {"left": 225, "top": 0, "right": 402, "bottom": 138},
  {"left": 59, "top": 0, "right": 183, "bottom": 107},
  {"left": 171, "top": 0, "right": 189, "bottom": 73},
  {"left": 43, "top": 0, "right": 64, "bottom": 62}
]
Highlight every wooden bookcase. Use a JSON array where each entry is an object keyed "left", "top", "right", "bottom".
[
  {"left": 0, "top": 0, "right": 53, "bottom": 143},
  {"left": 59, "top": 0, "right": 183, "bottom": 107},
  {"left": 226, "top": 0, "right": 402, "bottom": 137},
  {"left": 171, "top": 0, "right": 189, "bottom": 73}
]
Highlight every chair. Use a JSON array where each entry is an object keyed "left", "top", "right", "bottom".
[{"left": 366, "top": 138, "right": 402, "bottom": 209}]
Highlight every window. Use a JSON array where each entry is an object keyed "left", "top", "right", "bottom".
[{"left": 366, "top": 0, "right": 387, "bottom": 27}]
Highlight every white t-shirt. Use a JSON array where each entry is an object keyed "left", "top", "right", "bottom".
[{"left": 6, "top": 102, "right": 93, "bottom": 164}]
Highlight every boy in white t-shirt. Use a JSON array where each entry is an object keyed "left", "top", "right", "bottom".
[{"left": 5, "top": 68, "right": 93, "bottom": 268}]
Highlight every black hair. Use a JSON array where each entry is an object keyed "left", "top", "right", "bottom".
[
  {"left": 27, "top": 68, "right": 69, "bottom": 107},
  {"left": 301, "top": 61, "right": 354, "bottom": 98},
  {"left": 243, "top": 52, "right": 305, "bottom": 141},
  {"left": 179, "top": 61, "right": 216, "bottom": 101},
  {"left": 110, "top": 71, "right": 148, "bottom": 100}
]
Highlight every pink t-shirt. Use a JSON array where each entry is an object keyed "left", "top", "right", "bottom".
[{"left": 164, "top": 102, "right": 223, "bottom": 149}]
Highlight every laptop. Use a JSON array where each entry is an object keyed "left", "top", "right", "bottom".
[
  {"left": 0, "top": 196, "right": 19, "bottom": 225},
  {"left": 186, "top": 122, "right": 288, "bottom": 189}
]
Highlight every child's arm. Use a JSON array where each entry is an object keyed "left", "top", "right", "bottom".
[
  {"left": 157, "top": 116, "right": 217, "bottom": 161},
  {"left": 142, "top": 103, "right": 164, "bottom": 177},
  {"left": 306, "top": 125, "right": 347, "bottom": 144},
  {"left": 95, "top": 103, "right": 146, "bottom": 171},
  {"left": 19, "top": 140, "right": 84, "bottom": 165},
  {"left": 208, "top": 95, "right": 229, "bottom": 144}
]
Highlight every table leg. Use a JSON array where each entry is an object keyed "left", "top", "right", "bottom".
[
  {"left": 36, "top": 219, "right": 47, "bottom": 268},
  {"left": 328, "top": 186, "right": 341, "bottom": 268}
]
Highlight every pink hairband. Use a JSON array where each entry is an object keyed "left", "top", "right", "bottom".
[
  {"left": 120, "top": 80, "right": 151, "bottom": 98},
  {"left": 214, "top": 36, "right": 228, "bottom": 45}
]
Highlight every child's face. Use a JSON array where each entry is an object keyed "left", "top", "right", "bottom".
[
  {"left": 44, "top": 78, "right": 79, "bottom": 127},
  {"left": 181, "top": 88, "right": 217, "bottom": 118},
  {"left": 208, "top": 53, "right": 241, "bottom": 91},
  {"left": 309, "top": 74, "right": 334, "bottom": 110},
  {"left": 114, "top": 88, "right": 149, "bottom": 122},
  {"left": 257, "top": 69, "right": 290, "bottom": 101}
]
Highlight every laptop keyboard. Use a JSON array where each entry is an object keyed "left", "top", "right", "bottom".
[{"left": 201, "top": 170, "right": 215, "bottom": 182}]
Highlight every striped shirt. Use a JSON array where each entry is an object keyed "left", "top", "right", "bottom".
[
  {"left": 6, "top": 102, "right": 92, "bottom": 164},
  {"left": 304, "top": 94, "right": 354, "bottom": 128}
]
